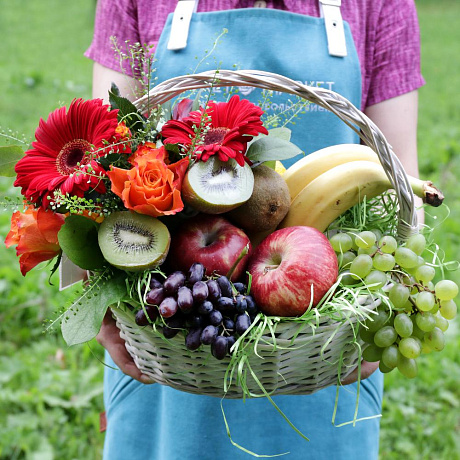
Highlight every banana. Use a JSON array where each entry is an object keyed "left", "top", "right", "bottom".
[
  {"left": 282, "top": 144, "right": 381, "bottom": 201},
  {"left": 274, "top": 160, "right": 286, "bottom": 175},
  {"left": 278, "top": 160, "right": 444, "bottom": 232}
]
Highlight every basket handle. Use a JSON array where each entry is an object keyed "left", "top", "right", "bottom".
[{"left": 133, "top": 69, "right": 418, "bottom": 239}]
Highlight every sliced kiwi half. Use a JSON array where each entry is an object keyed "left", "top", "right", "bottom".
[
  {"left": 181, "top": 156, "right": 254, "bottom": 214},
  {"left": 98, "top": 211, "right": 170, "bottom": 272}
]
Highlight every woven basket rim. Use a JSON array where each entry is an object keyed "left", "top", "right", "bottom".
[{"left": 134, "top": 68, "right": 418, "bottom": 240}]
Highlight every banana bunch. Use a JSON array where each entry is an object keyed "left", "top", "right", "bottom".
[{"left": 278, "top": 144, "right": 444, "bottom": 232}]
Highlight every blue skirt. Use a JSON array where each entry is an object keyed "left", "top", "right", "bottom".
[{"left": 102, "top": 352, "right": 383, "bottom": 460}]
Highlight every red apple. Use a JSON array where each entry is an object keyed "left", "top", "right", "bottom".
[
  {"left": 247, "top": 226, "right": 338, "bottom": 316},
  {"left": 167, "top": 215, "right": 252, "bottom": 281}
]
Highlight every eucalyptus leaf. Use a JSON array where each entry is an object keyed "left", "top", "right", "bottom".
[
  {"left": 192, "top": 89, "right": 203, "bottom": 111},
  {"left": 0, "top": 145, "right": 24, "bottom": 177},
  {"left": 246, "top": 137, "right": 303, "bottom": 163},
  {"left": 267, "top": 127, "right": 291, "bottom": 142},
  {"left": 246, "top": 127, "right": 292, "bottom": 150},
  {"left": 160, "top": 100, "right": 173, "bottom": 122},
  {"left": 61, "top": 272, "right": 128, "bottom": 346},
  {"left": 58, "top": 215, "right": 106, "bottom": 270}
]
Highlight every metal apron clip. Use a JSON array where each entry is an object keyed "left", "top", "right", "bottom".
[
  {"left": 319, "top": 0, "right": 347, "bottom": 57},
  {"left": 167, "top": 0, "right": 199, "bottom": 50}
]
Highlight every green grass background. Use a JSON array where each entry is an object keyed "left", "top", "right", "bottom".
[{"left": 0, "top": 0, "right": 459, "bottom": 458}]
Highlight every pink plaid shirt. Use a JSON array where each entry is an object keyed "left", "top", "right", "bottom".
[{"left": 86, "top": 0, "right": 425, "bottom": 109}]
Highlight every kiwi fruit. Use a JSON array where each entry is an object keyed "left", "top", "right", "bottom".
[
  {"left": 181, "top": 156, "right": 254, "bottom": 214},
  {"left": 98, "top": 211, "right": 170, "bottom": 272},
  {"left": 227, "top": 164, "right": 290, "bottom": 232}
]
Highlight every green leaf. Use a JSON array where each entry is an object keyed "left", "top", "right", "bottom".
[
  {"left": 164, "top": 142, "right": 181, "bottom": 162},
  {"left": 246, "top": 136, "right": 303, "bottom": 163},
  {"left": 109, "top": 82, "right": 121, "bottom": 97},
  {"left": 61, "top": 272, "right": 127, "bottom": 346},
  {"left": 0, "top": 145, "right": 24, "bottom": 176},
  {"left": 267, "top": 127, "right": 292, "bottom": 142},
  {"left": 98, "top": 152, "right": 127, "bottom": 170},
  {"left": 263, "top": 160, "right": 276, "bottom": 170},
  {"left": 43, "top": 385, "right": 103, "bottom": 408},
  {"left": 192, "top": 89, "right": 203, "bottom": 111},
  {"left": 109, "top": 84, "right": 145, "bottom": 133},
  {"left": 161, "top": 100, "right": 173, "bottom": 121},
  {"left": 247, "top": 127, "right": 292, "bottom": 150},
  {"left": 58, "top": 215, "right": 106, "bottom": 270}
]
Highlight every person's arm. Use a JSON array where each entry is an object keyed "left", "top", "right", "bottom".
[
  {"left": 365, "top": 90, "right": 420, "bottom": 179},
  {"left": 92, "top": 62, "right": 144, "bottom": 104},
  {"left": 365, "top": 90, "right": 425, "bottom": 223},
  {"left": 94, "top": 62, "right": 153, "bottom": 384}
]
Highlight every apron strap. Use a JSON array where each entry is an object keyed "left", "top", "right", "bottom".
[
  {"left": 167, "top": 0, "right": 199, "bottom": 50},
  {"left": 167, "top": 0, "right": 347, "bottom": 57},
  {"left": 319, "top": 0, "right": 348, "bottom": 57}
]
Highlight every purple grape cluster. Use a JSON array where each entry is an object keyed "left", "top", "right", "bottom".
[{"left": 135, "top": 263, "right": 259, "bottom": 360}]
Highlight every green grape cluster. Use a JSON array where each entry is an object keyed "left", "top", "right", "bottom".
[{"left": 329, "top": 230, "right": 458, "bottom": 379}]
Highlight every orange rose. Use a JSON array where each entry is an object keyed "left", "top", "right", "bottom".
[
  {"left": 128, "top": 143, "right": 169, "bottom": 165},
  {"left": 5, "top": 207, "right": 65, "bottom": 276},
  {"left": 107, "top": 155, "right": 190, "bottom": 217}
]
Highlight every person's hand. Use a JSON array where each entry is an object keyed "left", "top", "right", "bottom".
[
  {"left": 97, "top": 311, "right": 154, "bottom": 384},
  {"left": 340, "top": 360, "right": 379, "bottom": 385}
]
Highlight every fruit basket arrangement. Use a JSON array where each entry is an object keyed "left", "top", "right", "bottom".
[{"left": 2, "top": 70, "right": 456, "bottom": 403}]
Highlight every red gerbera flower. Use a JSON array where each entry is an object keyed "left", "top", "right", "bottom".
[
  {"left": 14, "top": 98, "right": 129, "bottom": 208},
  {"left": 161, "top": 95, "right": 268, "bottom": 166}
]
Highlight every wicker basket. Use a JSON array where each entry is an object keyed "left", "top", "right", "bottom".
[{"left": 111, "top": 70, "right": 418, "bottom": 398}]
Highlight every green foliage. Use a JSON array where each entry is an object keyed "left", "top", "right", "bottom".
[
  {"left": 416, "top": 0, "right": 460, "bottom": 287},
  {"left": 109, "top": 84, "right": 146, "bottom": 133},
  {"left": 379, "top": 1, "right": 460, "bottom": 458},
  {"left": 0, "top": 146, "right": 24, "bottom": 176},
  {"left": 0, "top": 338, "right": 104, "bottom": 460},
  {"left": 246, "top": 129, "right": 302, "bottom": 163},
  {"left": 0, "top": 0, "right": 106, "bottom": 458},
  {"left": 380, "top": 322, "right": 460, "bottom": 460},
  {"left": 61, "top": 271, "right": 128, "bottom": 346},
  {"left": 58, "top": 215, "right": 106, "bottom": 270}
]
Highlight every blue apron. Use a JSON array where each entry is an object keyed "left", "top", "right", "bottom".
[
  {"left": 153, "top": 7, "right": 361, "bottom": 168},
  {"left": 103, "top": 5, "right": 383, "bottom": 459}
]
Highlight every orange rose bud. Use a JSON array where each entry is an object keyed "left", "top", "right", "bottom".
[
  {"left": 64, "top": 209, "right": 105, "bottom": 224},
  {"left": 114, "top": 121, "right": 132, "bottom": 153},
  {"left": 115, "top": 121, "right": 131, "bottom": 138},
  {"left": 107, "top": 155, "right": 190, "bottom": 218},
  {"left": 5, "top": 207, "right": 65, "bottom": 276},
  {"left": 128, "top": 143, "right": 169, "bottom": 165}
]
